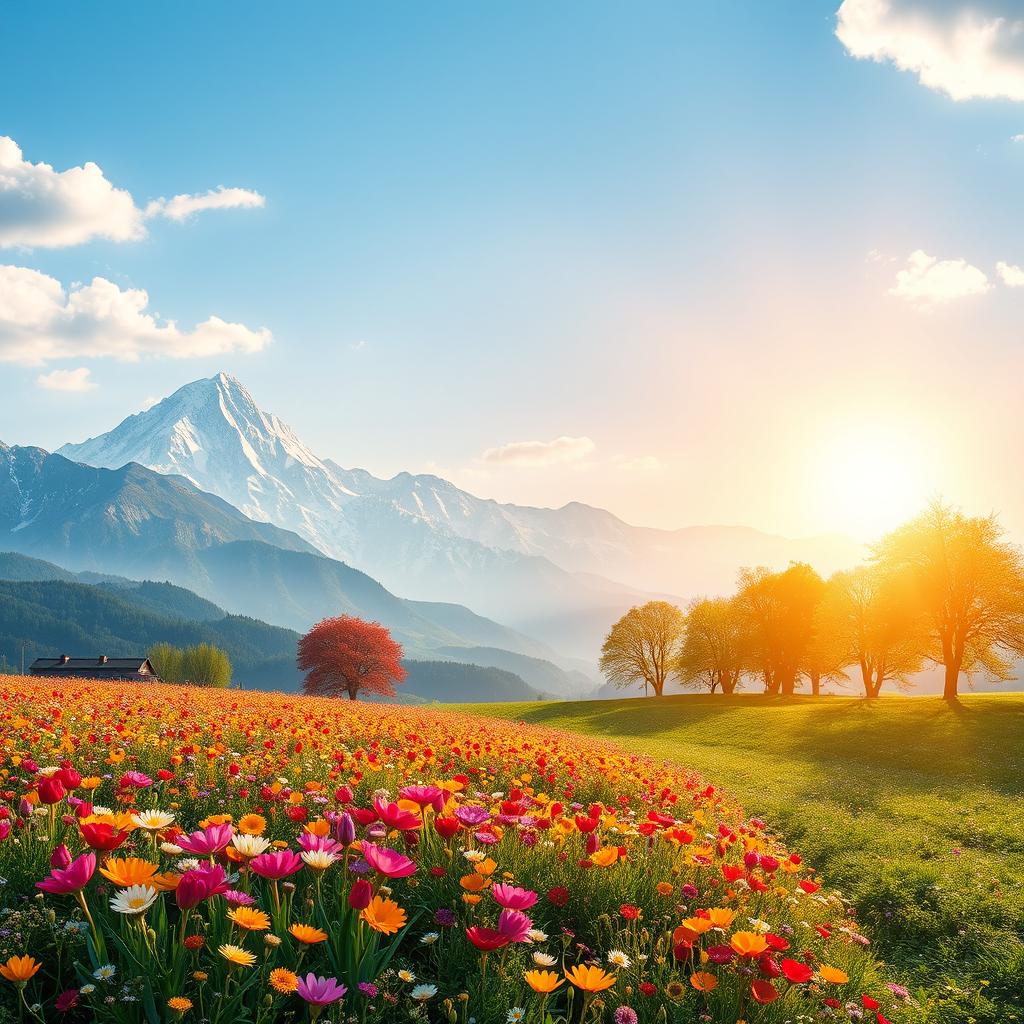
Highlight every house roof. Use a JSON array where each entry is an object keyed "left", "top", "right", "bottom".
[{"left": 29, "top": 657, "right": 153, "bottom": 672}]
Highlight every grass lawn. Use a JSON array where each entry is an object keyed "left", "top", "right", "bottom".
[{"left": 452, "top": 694, "right": 1024, "bottom": 1024}]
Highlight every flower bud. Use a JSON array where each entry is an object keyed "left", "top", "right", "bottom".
[{"left": 348, "top": 879, "right": 373, "bottom": 910}]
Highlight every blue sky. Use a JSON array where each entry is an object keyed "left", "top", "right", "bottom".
[{"left": 2, "top": 2, "right": 1024, "bottom": 538}]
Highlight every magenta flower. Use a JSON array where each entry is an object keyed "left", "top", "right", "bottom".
[
  {"left": 454, "top": 805, "right": 490, "bottom": 827},
  {"left": 37, "top": 851, "right": 96, "bottom": 895},
  {"left": 497, "top": 909, "right": 533, "bottom": 943},
  {"left": 297, "top": 832, "right": 341, "bottom": 854},
  {"left": 361, "top": 842, "right": 416, "bottom": 879},
  {"left": 492, "top": 883, "right": 538, "bottom": 910},
  {"left": 399, "top": 784, "right": 445, "bottom": 812},
  {"left": 296, "top": 973, "right": 347, "bottom": 1006},
  {"left": 176, "top": 864, "right": 228, "bottom": 909},
  {"left": 175, "top": 822, "right": 233, "bottom": 855},
  {"left": 119, "top": 770, "right": 153, "bottom": 789},
  {"left": 250, "top": 849, "right": 303, "bottom": 880},
  {"left": 372, "top": 797, "right": 420, "bottom": 831}
]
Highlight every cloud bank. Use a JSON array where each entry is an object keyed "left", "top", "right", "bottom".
[
  {"left": 836, "top": 0, "right": 1024, "bottom": 101},
  {"left": 482, "top": 435, "right": 596, "bottom": 466},
  {"left": 889, "top": 250, "right": 991, "bottom": 310},
  {"left": 36, "top": 366, "right": 96, "bottom": 392},
  {"left": 0, "top": 265, "right": 271, "bottom": 366},
  {"left": 0, "top": 137, "right": 265, "bottom": 249}
]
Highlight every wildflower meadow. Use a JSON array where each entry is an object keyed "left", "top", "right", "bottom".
[{"left": 0, "top": 679, "right": 913, "bottom": 1024}]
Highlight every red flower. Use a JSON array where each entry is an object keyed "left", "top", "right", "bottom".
[
  {"left": 798, "top": 879, "right": 820, "bottom": 894},
  {"left": 706, "top": 945, "right": 734, "bottom": 965},
  {"left": 758, "top": 955, "right": 781, "bottom": 978},
  {"left": 619, "top": 904, "right": 641, "bottom": 919},
  {"left": 862, "top": 996, "right": 881, "bottom": 1010},
  {"left": 546, "top": 886, "right": 569, "bottom": 907},
  {"left": 751, "top": 980, "right": 779, "bottom": 1004},
  {"left": 780, "top": 959, "right": 814, "bottom": 984},
  {"left": 79, "top": 821, "right": 129, "bottom": 851},
  {"left": 184, "top": 935, "right": 206, "bottom": 950},
  {"left": 638, "top": 983, "right": 657, "bottom": 997},
  {"left": 435, "top": 817, "right": 461, "bottom": 839},
  {"left": 765, "top": 933, "right": 790, "bottom": 952},
  {"left": 465, "top": 926, "right": 510, "bottom": 952}
]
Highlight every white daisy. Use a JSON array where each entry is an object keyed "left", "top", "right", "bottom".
[
  {"left": 398, "top": 969, "right": 416, "bottom": 983},
  {"left": 411, "top": 984, "right": 437, "bottom": 1001},
  {"left": 507, "top": 1009, "right": 526, "bottom": 1023},
  {"left": 607, "top": 950, "right": 632, "bottom": 969},
  {"left": 532, "top": 952, "right": 557, "bottom": 967},
  {"left": 420, "top": 932, "right": 440, "bottom": 945},
  {"left": 93, "top": 965, "right": 116, "bottom": 981},
  {"left": 110, "top": 885, "right": 158, "bottom": 916},
  {"left": 300, "top": 849, "right": 338, "bottom": 871},
  {"left": 231, "top": 834, "right": 271, "bottom": 859},
  {"left": 131, "top": 809, "right": 175, "bottom": 832}
]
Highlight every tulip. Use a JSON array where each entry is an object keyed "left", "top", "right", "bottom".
[
  {"left": 332, "top": 811, "right": 355, "bottom": 845},
  {"left": 348, "top": 879, "right": 373, "bottom": 910},
  {"left": 37, "top": 852, "right": 95, "bottom": 895},
  {"left": 37, "top": 776, "right": 65, "bottom": 805},
  {"left": 50, "top": 844, "right": 72, "bottom": 870},
  {"left": 361, "top": 842, "right": 416, "bottom": 879},
  {"left": 176, "top": 864, "right": 227, "bottom": 909}
]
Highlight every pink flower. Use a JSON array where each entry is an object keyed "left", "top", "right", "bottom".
[
  {"left": 297, "top": 973, "right": 347, "bottom": 1006},
  {"left": 250, "top": 849, "right": 303, "bottom": 880},
  {"left": 37, "top": 852, "right": 96, "bottom": 895},
  {"left": 399, "top": 784, "right": 446, "bottom": 812},
  {"left": 175, "top": 823, "right": 233, "bottom": 856},
  {"left": 297, "top": 832, "right": 341, "bottom": 854},
  {"left": 497, "top": 909, "right": 533, "bottom": 943},
  {"left": 176, "top": 864, "right": 228, "bottom": 909},
  {"left": 119, "top": 770, "right": 153, "bottom": 789},
  {"left": 50, "top": 844, "right": 72, "bottom": 869},
  {"left": 492, "top": 883, "right": 538, "bottom": 910},
  {"left": 372, "top": 797, "right": 420, "bottom": 831},
  {"left": 362, "top": 842, "right": 416, "bottom": 879}
]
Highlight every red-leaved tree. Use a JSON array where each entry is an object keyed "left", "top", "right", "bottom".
[{"left": 297, "top": 615, "right": 407, "bottom": 701}]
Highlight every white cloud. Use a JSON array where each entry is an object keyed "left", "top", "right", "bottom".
[
  {"left": 996, "top": 260, "right": 1024, "bottom": 286},
  {"left": 889, "top": 249, "right": 991, "bottom": 310},
  {"left": 0, "top": 136, "right": 265, "bottom": 249},
  {"left": 36, "top": 366, "right": 96, "bottom": 392},
  {"left": 1012, "top": 133, "right": 1024, "bottom": 141},
  {"left": 481, "top": 435, "right": 596, "bottom": 467},
  {"left": 144, "top": 186, "right": 265, "bottom": 222},
  {"left": 0, "top": 137, "right": 143, "bottom": 249},
  {"left": 836, "top": 0, "right": 1024, "bottom": 101},
  {"left": 0, "top": 265, "right": 271, "bottom": 366}
]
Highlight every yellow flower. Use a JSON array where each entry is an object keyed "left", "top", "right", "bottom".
[
  {"left": 564, "top": 965, "right": 616, "bottom": 993},
  {"left": 729, "top": 931, "right": 769, "bottom": 957},
  {"left": 167, "top": 996, "right": 193, "bottom": 1013},
  {"left": 690, "top": 972, "right": 718, "bottom": 992},
  {"left": 218, "top": 944, "right": 256, "bottom": 968},
  {"left": 270, "top": 968, "right": 299, "bottom": 993},
  {"left": 0, "top": 956, "right": 40, "bottom": 984},
  {"left": 289, "top": 923, "right": 328, "bottom": 944},
  {"left": 238, "top": 814, "right": 267, "bottom": 836},
  {"left": 818, "top": 966, "right": 849, "bottom": 984},
  {"left": 681, "top": 917, "right": 714, "bottom": 935},
  {"left": 525, "top": 970, "right": 564, "bottom": 993},
  {"left": 361, "top": 895, "right": 407, "bottom": 936},
  {"left": 228, "top": 907, "right": 271, "bottom": 932},
  {"left": 99, "top": 857, "right": 160, "bottom": 887}
]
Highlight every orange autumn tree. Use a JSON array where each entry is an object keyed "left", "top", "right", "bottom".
[{"left": 297, "top": 615, "right": 407, "bottom": 701}]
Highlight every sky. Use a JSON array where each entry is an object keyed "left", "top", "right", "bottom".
[{"left": 2, "top": 1, "right": 1024, "bottom": 542}]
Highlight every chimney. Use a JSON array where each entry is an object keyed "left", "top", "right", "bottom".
[{"left": 60, "top": 654, "right": 70, "bottom": 664}]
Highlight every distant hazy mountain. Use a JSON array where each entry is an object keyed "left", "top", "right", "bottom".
[
  {"left": 59, "top": 373, "right": 863, "bottom": 656},
  {"left": 0, "top": 576, "right": 546, "bottom": 702}
]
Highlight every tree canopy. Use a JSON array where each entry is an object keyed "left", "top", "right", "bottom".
[
  {"left": 297, "top": 615, "right": 406, "bottom": 701},
  {"left": 599, "top": 601, "right": 686, "bottom": 697}
]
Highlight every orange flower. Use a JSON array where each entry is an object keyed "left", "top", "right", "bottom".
[
  {"left": 99, "top": 857, "right": 160, "bottom": 887},
  {"left": 289, "top": 923, "right": 328, "bottom": 944},
  {"left": 237, "top": 814, "right": 267, "bottom": 836},
  {"left": 525, "top": 970, "right": 563, "bottom": 993},
  {"left": 706, "top": 907, "right": 735, "bottom": 928},
  {"left": 730, "top": 931, "right": 769, "bottom": 957},
  {"left": 229, "top": 907, "right": 271, "bottom": 931},
  {"left": 564, "top": 965, "right": 616, "bottom": 992},
  {"left": 0, "top": 956, "right": 40, "bottom": 984},
  {"left": 360, "top": 895, "right": 407, "bottom": 936},
  {"left": 590, "top": 847, "right": 619, "bottom": 867},
  {"left": 269, "top": 968, "right": 298, "bottom": 993},
  {"left": 690, "top": 972, "right": 718, "bottom": 992},
  {"left": 818, "top": 966, "right": 849, "bottom": 984}
]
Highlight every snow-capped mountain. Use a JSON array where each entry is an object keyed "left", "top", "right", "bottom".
[{"left": 60, "top": 373, "right": 863, "bottom": 656}]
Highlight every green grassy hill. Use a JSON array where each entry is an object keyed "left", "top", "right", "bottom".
[{"left": 454, "top": 694, "right": 1024, "bottom": 1024}]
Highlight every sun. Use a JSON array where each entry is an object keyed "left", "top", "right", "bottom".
[{"left": 803, "top": 420, "right": 936, "bottom": 540}]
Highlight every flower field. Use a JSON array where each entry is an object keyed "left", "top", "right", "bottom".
[{"left": 0, "top": 680, "right": 909, "bottom": 1024}]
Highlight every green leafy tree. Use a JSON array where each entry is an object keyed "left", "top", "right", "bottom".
[
  {"left": 148, "top": 642, "right": 184, "bottom": 683},
  {"left": 675, "top": 597, "right": 745, "bottom": 694},
  {"left": 181, "top": 643, "right": 232, "bottom": 688},
  {"left": 600, "top": 601, "right": 686, "bottom": 697}
]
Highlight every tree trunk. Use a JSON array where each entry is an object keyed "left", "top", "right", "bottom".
[
  {"left": 347, "top": 688, "right": 357, "bottom": 700},
  {"left": 943, "top": 661, "right": 960, "bottom": 700},
  {"left": 810, "top": 671, "right": 820, "bottom": 696}
]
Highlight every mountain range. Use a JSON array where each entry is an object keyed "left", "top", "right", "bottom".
[{"left": 59, "top": 373, "right": 864, "bottom": 657}]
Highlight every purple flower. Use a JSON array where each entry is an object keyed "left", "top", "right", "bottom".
[
  {"left": 297, "top": 973, "right": 347, "bottom": 1006},
  {"left": 615, "top": 1008, "right": 639, "bottom": 1024},
  {"left": 358, "top": 982, "right": 379, "bottom": 998},
  {"left": 435, "top": 908, "right": 456, "bottom": 927}
]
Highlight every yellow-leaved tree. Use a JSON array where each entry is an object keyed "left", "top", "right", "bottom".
[{"left": 599, "top": 601, "right": 686, "bottom": 697}]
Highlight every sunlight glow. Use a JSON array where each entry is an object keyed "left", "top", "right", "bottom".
[{"left": 803, "top": 420, "right": 937, "bottom": 540}]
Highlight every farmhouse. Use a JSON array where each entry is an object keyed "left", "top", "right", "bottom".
[{"left": 28, "top": 655, "right": 159, "bottom": 682}]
